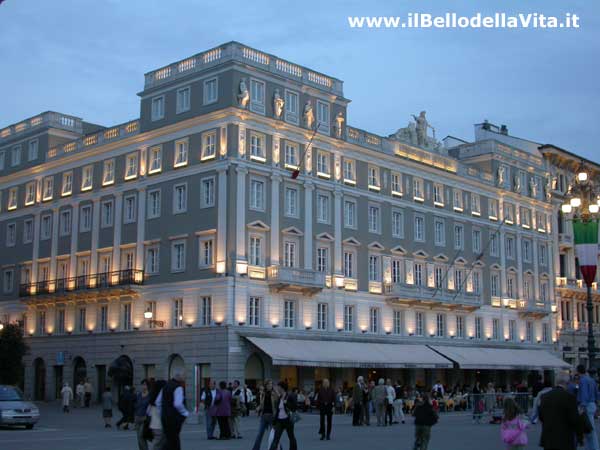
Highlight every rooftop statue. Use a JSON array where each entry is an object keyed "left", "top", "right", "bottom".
[{"left": 389, "top": 111, "right": 443, "bottom": 152}]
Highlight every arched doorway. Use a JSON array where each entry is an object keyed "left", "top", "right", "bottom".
[
  {"left": 168, "top": 354, "right": 185, "bottom": 379},
  {"left": 244, "top": 354, "right": 264, "bottom": 389},
  {"left": 108, "top": 355, "right": 133, "bottom": 397},
  {"left": 33, "top": 358, "right": 46, "bottom": 401},
  {"left": 72, "top": 356, "right": 87, "bottom": 388}
]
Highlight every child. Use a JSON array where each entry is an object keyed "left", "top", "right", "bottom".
[
  {"left": 413, "top": 394, "right": 438, "bottom": 450},
  {"left": 500, "top": 397, "right": 528, "bottom": 450}
]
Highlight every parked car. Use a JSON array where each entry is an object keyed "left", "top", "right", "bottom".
[{"left": 0, "top": 385, "right": 40, "bottom": 429}]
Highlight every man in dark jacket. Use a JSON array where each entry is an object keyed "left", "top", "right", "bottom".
[
  {"left": 160, "top": 372, "right": 189, "bottom": 450},
  {"left": 539, "top": 373, "right": 579, "bottom": 450},
  {"left": 413, "top": 394, "right": 438, "bottom": 450},
  {"left": 317, "top": 378, "right": 336, "bottom": 440},
  {"left": 352, "top": 376, "right": 366, "bottom": 426}
]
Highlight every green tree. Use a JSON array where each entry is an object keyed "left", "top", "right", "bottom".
[{"left": 0, "top": 323, "right": 29, "bottom": 385}]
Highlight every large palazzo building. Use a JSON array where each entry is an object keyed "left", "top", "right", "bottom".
[{"left": 0, "top": 42, "right": 574, "bottom": 404}]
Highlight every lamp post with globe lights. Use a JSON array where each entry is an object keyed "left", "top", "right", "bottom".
[{"left": 561, "top": 165, "right": 600, "bottom": 370}]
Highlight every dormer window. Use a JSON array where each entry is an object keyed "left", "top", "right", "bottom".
[
  {"left": 176, "top": 87, "right": 191, "bottom": 114},
  {"left": 151, "top": 96, "right": 165, "bottom": 121}
]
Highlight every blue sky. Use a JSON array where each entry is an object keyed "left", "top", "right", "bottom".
[{"left": 0, "top": 0, "right": 598, "bottom": 161}]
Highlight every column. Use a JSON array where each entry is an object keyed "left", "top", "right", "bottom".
[
  {"left": 499, "top": 230, "right": 507, "bottom": 298},
  {"left": 89, "top": 198, "right": 101, "bottom": 276},
  {"left": 333, "top": 189, "right": 342, "bottom": 275},
  {"left": 30, "top": 213, "right": 41, "bottom": 284},
  {"left": 49, "top": 207, "right": 59, "bottom": 279},
  {"left": 135, "top": 189, "right": 146, "bottom": 271},
  {"left": 69, "top": 203, "right": 80, "bottom": 278},
  {"left": 532, "top": 238, "right": 540, "bottom": 301},
  {"left": 217, "top": 167, "right": 228, "bottom": 272},
  {"left": 304, "top": 181, "right": 314, "bottom": 270},
  {"left": 111, "top": 193, "right": 123, "bottom": 272},
  {"left": 270, "top": 174, "right": 281, "bottom": 266},
  {"left": 235, "top": 166, "right": 248, "bottom": 269},
  {"left": 516, "top": 233, "right": 523, "bottom": 300}
]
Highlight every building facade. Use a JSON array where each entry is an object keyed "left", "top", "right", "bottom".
[{"left": 0, "top": 42, "right": 567, "bottom": 405}]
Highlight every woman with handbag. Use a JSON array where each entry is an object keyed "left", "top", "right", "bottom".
[
  {"left": 147, "top": 380, "right": 166, "bottom": 450},
  {"left": 269, "top": 381, "right": 298, "bottom": 450}
]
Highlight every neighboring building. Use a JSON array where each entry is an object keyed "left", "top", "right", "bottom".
[{"left": 0, "top": 42, "right": 566, "bottom": 405}]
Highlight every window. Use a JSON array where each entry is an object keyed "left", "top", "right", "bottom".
[
  {"left": 317, "top": 194, "right": 330, "bottom": 223},
  {"left": 8, "top": 187, "right": 17, "bottom": 210},
  {"left": 473, "top": 271, "right": 481, "bottom": 295},
  {"left": 148, "top": 189, "right": 161, "bottom": 219},
  {"left": 81, "top": 165, "right": 93, "bottom": 191},
  {"left": 413, "top": 178, "right": 424, "bottom": 201},
  {"left": 203, "top": 77, "right": 218, "bottom": 104},
  {"left": 369, "top": 308, "right": 379, "bottom": 333},
  {"left": 436, "top": 313, "right": 446, "bottom": 337},
  {"left": 368, "top": 166, "right": 380, "bottom": 190},
  {"left": 316, "top": 100, "right": 330, "bottom": 134},
  {"left": 492, "top": 319, "right": 500, "bottom": 340},
  {"left": 504, "top": 203, "right": 515, "bottom": 224},
  {"left": 79, "top": 205, "right": 92, "bottom": 233},
  {"left": 11, "top": 146, "right": 21, "bottom": 166},
  {"left": 456, "top": 316, "right": 465, "bottom": 338},
  {"left": 146, "top": 246, "right": 159, "bottom": 274},
  {"left": 539, "top": 244, "right": 548, "bottom": 266},
  {"left": 507, "top": 273, "right": 516, "bottom": 298},
  {"left": 434, "top": 266, "right": 444, "bottom": 289},
  {"left": 415, "top": 311, "right": 424, "bottom": 336},
  {"left": 62, "top": 171, "right": 73, "bottom": 196},
  {"left": 28, "top": 140, "right": 38, "bottom": 161},
  {"left": 542, "top": 323, "right": 549, "bottom": 343},
  {"left": 475, "top": 317, "right": 482, "bottom": 339},
  {"left": 60, "top": 210, "right": 72, "bottom": 236},
  {"left": 173, "top": 184, "right": 187, "bottom": 214},
  {"left": 151, "top": 96, "right": 165, "bottom": 121},
  {"left": 284, "top": 90, "right": 299, "bottom": 123},
  {"left": 453, "top": 189, "right": 464, "bottom": 211},
  {"left": 523, "top": 239, "right": 532, "bottom": 262},
  {"left": 122, "top": 303, "right": 132, "bottom": 331},
  {"left": 526, "top": 321, "right": 533, "bottom": 342},
  {"left": 176, "top": 86, "right": 191, "bottom": 113},
  {"left": 196, "top": 178, "right": 214, "bottom": 209},
  {"left": 344, "top": 305, "right": 354, "bottom": 332},
  {"left": 490, "top": 233, "right": 499, "bottom": 256},
  {"left": 248, "top": 297, "right": 260, "bottom": 326},
  {"left": 316, "top": 151, "right": 330, "bottom": 177},
  {"left": 284, "top": 300, "right": 295, "bottom": 328},
  {"left": 433, "top": 184, "right": 444, "bottom": 206},
  {"left": 489, "top": 199, "right": 499, "bottom": 220},
  {"left": 201, "top": 296, "right": 212, "bottom": 326},
  {"left": 491, "top": 272, "right": 500, "bottom": 297},
  {"left": 172, "top": 298, "right": 183, "bottom": 328},
  {"left": 25, "top": 182, "right": 35, "bottom": 205},
  {"left": 6, "top": 223, "right": 16, "bottom": 247},
  {"left": 506, "top": 236, "right": 515, "bottom": 259},
  {"left": 56, "top": 309, "right": 65, "bottom": 335},
  {"left": 521, "top": 207, "right": 531, "bottom": 228},
  {"left": 414, "top": 262, "right": 424, "bottom": 286},
  {"left": 78, "top": 308, "right": 87, "bottom": 333},
  {"left": 317, "top": 303, "right": 328, "bottom": 331},
  {"left": 368, "top": 255, "right": 380, "bottom": 281},
  {"left": 391, "top": 172, "right": 403, "bottom": 196},
  {"left": 201, "top": 131, "right": 216, "bottom": 160},
  {"left": 454, "top": 224, "right": 464, "bottom": 250},
  {"left": 250, "top": 79, "right": 266, "bottom": 112},
  {"left": 174, "top": 139, "right": 189, "bottom": 167},
  {"left": 473, "top": 229, "right": 482, "bottom": 254},
  {"left": 103, "top": 159, "right": 115, "bottom": 185},
  {"left": 250, "top": 133, "right": 266, "bottom": 161},
  {"left": 285, "top": 187, "right": 298, "bottom": 217},
  {"left": 454, "top": 269, "right": 464, "bottom": 292},
  {"left": 392, "top": 210, "right": 404, "bottom": 238},
  {"left": 42, "top": 177, "right": 54, "bottom": 201},
  {"left": 368, "top": 205, "right": 380, "bottom": 233},
  {"left": 171, "top": 240, "right": 186, "bottom": 272},
  {"left": 344, "top": 199, "right": 356, "bottom": 228},
  {"left": 434, "top": 219, "right": 445, "bottom": 246},
  {"left": 343, "top": 251, "right": 355, "bottom": 278},
  {"left": 471, "top": 193, "right": 481, "bottom": 215},
  {"left": 249, "top": 179, "right": 265, "bottom": 210},
  {"left": 393, "top": 310, "right": 403, "bottom": 335},
  {"left": 508, "top": 320, "right": 516, "bottom": 341},
  {"left": 284, "top": 142, "right": 299, "bottom": 168},
  {"left": 343, "top": 159, "right": 356, "bottom": 184},
  {"left": 125, "top": 153, "right": 138, "bottom": 180},
  {"left": 541, "top": 280, "right": 549, "bottom": 302},
  {"left": 414, "top": 215, "right": 425, "bottom": 241},
  {"left": 284, "top": 241, "right": 296, "bottom": 268},
  {"left": 0, "top": 151, "right": 4, "bottom": 171},
  {"left": 249, "top": 236, "right": 262, "bottom": 266},
  {"left": 124, "top": 195, "right": 136, "bottom": 224},
  {"left": 37, "top": 310, "right": 46, "bottom": 334},
  {"left": 316, "top": 247, "right": 329, "bottom": 272},
  {"left": 23, "top": 219, "right": 33, "bottom": 244},
  {"left": 148, "top": 146, "right": 162, "bottom": 174},
  {"left": 101, "top": 200, "right": 114, "bottom": 227},
  {"left": 41, "top": 214, "right": 52, "bottom": 239},
  {"left": 199, "top": 238, "right": 214, "bottom": 267},
  {"left": 99, "top": 305, "right": 108, "bottom": 332}
]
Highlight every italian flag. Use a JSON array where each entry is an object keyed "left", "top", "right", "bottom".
[{"left": 574, "top": 219, "right": 599, "bottom": 287}]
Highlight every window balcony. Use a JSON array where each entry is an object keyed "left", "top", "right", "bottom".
[
  {"left": 516, "top": 301, "right": 552, "bottom": 318},
  {"left": 19, "top": 269, "right": 144, "bottom": 298},
  {"left": 266, "top": 266, "right": 325, "bottom": 295},
  {"left": 384, "top": 283, "right": 481, "bottom": 312},
  {"left": 558, "top": 233, "right": 573, "bottom": 250}
]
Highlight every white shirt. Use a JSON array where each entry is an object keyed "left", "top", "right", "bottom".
[
  {"left": 386, "top": 385, "right": 396, "bottom": 403},
  {"left": 277, "top": 396, "right": 288, "bottom": 420},
  {"left": 200, "top": 388, "right": 217, "bottom": 407}
]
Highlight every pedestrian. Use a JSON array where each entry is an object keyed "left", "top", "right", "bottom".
[
  {"left": 134, "top": 379, "right": 151, "bottom": 450},
  {"left": 231, "top": 380, "right": 243, "bottom": 439},
  {"left": 500, "top": 397, "right": 528, "bottom": 450},
  {"left": 372, "top": 378, "right": 387, "bottom": 426},
  {"left": 84, "top": 378, "right": 93, "bottom": 407},
  {"left": 530, "top": 379, "right": 552, "bottom": 425},
  {"left": 472, "top": 381, "right": 483, "bottom": 424},
  {"left": 148, "top": 380, "right": 167, "bottom": 450},
  {"left": 413, "top": 394, "right": 438, "bottom": 450},
  {"left": 117, "top": 386, "right": 134, "bottom": 430},
  {"left": 393, "top": 381, "right": 406, "bottom": 424},
  {"left": 61, "top": 382, "right": 73, "bottom": 413},
  {"left": 485, "top": 382, "right": 496, "bottom": 422},
  {"left": 252, "top": 379, "right": 277, "bottom": 450},
  {"left": 200, "top": 380, "right": 218, "bottom": 440},
  {"left": 215, "top": 381, "right": 232, "bottom": 440},
  {"left": 159, "top": 371, "right": 189, "bottom": 450},
  {"left": 76, "top": 380, "right": 85, "bottom": 408},
  {"left": 539, "top": 373, "right": 579, "bottom": 450},
  {"left": 101, "top": 386, "right": 113, "bottom": 428},
  {"left": 576, "top": 364, "right": 600, "bottom": 450},
  {"left": 351, "top": 376, "right": 365, "bottom": 426},
  {"left": 317, "top": 378, "right": 335, "bottom": 440},
  {"left": 385, "top": 379, "right": 396, "bottom": 426},
  {"left": 268, "top": 381, "right": 298, "bottom": 450}
]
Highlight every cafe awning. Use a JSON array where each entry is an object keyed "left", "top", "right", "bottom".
[
  {"left": 245, "top": 336, "right": 453, "bottom": 369},
  {"left": 429, "top": 345, "right": 571, "bottom": 370}
]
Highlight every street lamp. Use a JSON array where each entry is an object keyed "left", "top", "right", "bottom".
[
  {"left": 144, "top": 309, "right": 164, "bottom": 328},
  {"left": 562, "top": 163, "right": 600, "bottom": 370}
]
